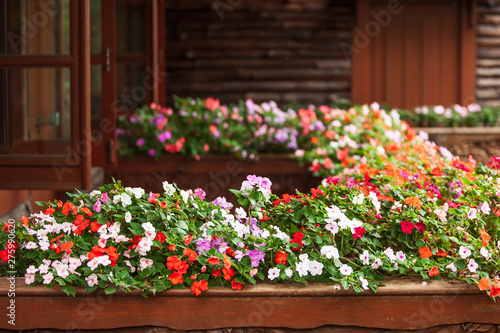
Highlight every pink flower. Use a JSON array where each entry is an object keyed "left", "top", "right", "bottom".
[
  {"left": 100, "top": 193, "right": 110, "bottom": 204},
  {"left": 42, "top": 272, "right": 54, "bottom": 285},
  {"left": 468, "top": 208, "right": 477, "bottom": 219},
  {"left": 194, "top": 188, "right": 206, "bottom": 200},
  {"left": 93, "top": 200, "right": 101, "bottom": 213},
  {"left": 353, "top": 227, "right": 366, "bottom": 239},
  {"left": 434, "top": 209, "right": 446, "bottom": 222},
  {"left": 136, "top": 138, "right": 145, "bottom": 147}
]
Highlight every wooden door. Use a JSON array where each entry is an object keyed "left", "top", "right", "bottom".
[{"left": 352, "top": 0, "right": 477, "bottom": 109}]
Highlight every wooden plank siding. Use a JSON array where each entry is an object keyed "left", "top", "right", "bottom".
[
  {"left": 165, "top": 0, "right": 353, "bottom": 105},
  {"left": 477, "top": 0, "right": 500, "bottom": 106}
]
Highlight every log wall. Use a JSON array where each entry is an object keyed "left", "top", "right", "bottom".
[
  {"left": 477, "top": 0, "right": 500, "bottom": 106},
  {"left": 165, "top": 0, "right": 353, "bottom": 105}
]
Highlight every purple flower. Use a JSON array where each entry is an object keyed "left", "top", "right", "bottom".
[
  {"left": 234, "top": 250, "right": 246, "bottom": 261},
  {"left": 129, "top": 116, "right": 136, "bottom": 123},
  {"left": 148, "top": 149, "right": 156, "bottom": 157},
  {"left": 275, "top": 129, "right": 288, "bottom": 143},
  {"left": 93, "top": 200, "right": 101, "bottom": 213},
  {"left": 196, "top": 238, "right": 211, "bottom": 252},
  {"left": 136, "top": 138, "right": 145, "bottom": 147},
  {"left": 100, "top": 193, "right": 110, "bottom": 204},
  {"left": 247, "top": 249, "right": 265, "bottom": 268},
  {"left": 212, "top": 197, "right": 233, "bottom": 210}
]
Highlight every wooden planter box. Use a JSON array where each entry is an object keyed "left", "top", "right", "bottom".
[
  {"left": 1, "top": 277, "right": 500, "bottom": 332},
  {"left": 415, "top": 127, "right": 500, "bottom": 165},
  {"left": 105, "top": 154, "right": 321, "bottom": 202}
]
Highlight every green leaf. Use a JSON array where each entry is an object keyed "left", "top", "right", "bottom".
[
  {"left": 55, "top": 277, "right": 66, "bottom": 286},
  {"left": 62, "top": 285, "right": 76, "bottom": 297},
  {"left": 97, "top": 214, "right": 107, "bottom": 225},
  {"left": 104, "top": 286, "right": 116, "bottom": 295},
  {"left": 455, "top": 260, "right": 466, "bottom": 270},
  {"left": 315, "top": 235, "right": 323, "bottom": 244}
]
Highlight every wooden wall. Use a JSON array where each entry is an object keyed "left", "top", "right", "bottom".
[
  {"left": 165, "top": 0, "right": 353, "bottom": 105},
  {"left": 477, "top": 0, "right": 500, "bottom": 106}
]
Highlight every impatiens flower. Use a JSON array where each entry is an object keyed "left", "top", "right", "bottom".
[
  {"left": 169, "top": 272, "right": 184, "bottom": 285},
  {"left": 93, "top": 200, "right": 101, "bottom": 213},
  {"left": 320, "top": 246, "right": 339, "bottom": 260},
  {"left": 428, "top": 266, "right": 439, "bottom": 277},
  {"left": 459, "top": 246, "right": 471, "bottom": 259},
  {"left": 191, "top": 280, "right": 209, "bottom": 296},
  {"left": 478, "top": 277, "right": 492, "bottom": 291},
  {"left": 400, "top": 221, "right": 415, "bottom": 234},
  {"left": 359, "top": 276, "right": 369, "bottom": 290},
  {"left": 285, "top": 268, "right": 293, "bottom": 278},
  {"left": 481, "top": 201, "right": 491, "bottom": 215},
  {"left": 419, "top": 247, "right": 433, "bottom": 259},
  {"left": 415, "top": 221, "right": 426, "bottom": 233},
  {"left": 212, "top": 269, "right": 221, "bottom": 277},
  {"left": 352, "top": 193, "right": 364, "bottom": 205},
  {"left": 296, "top": 261, "right": 309, "bottom": 277},
  {"left": 184, "top": 235, "right": 193, "bottom": 245},
  {"left": 371, "top": 258, "right": 382, "bottom": 269},
  {"left": 25, "top": 273, "right": 35, "bottom": 285},
  {"left": 162, "top": 181, "right": 176, "bottom": 196},
  {"left": 290, "top": 232, "right": 304, "bottom": 251},
  {"left": 468, "top": 208, "right": 477, "bottom": 219},
  {"left": 139, "top": 258, "right": 154, "bottom": 271},
  {"left": 276, "top": 251, "right": 288, "bottom": 265},
  {"left": 183, "top": 248, "right": 198, "bottom": 263},
  {"left": 231, "top": 280, "right": 244, "bottom": 290},
  {"left": 268, "top": 267, "right": 280, "bottom": 280},
  {"left": 395, "top": 251, "right": 406, "bottom": 261},
  {"left": 208, "top": 256, "right": 220, "bottom": 265},
  {"left": 308, "top": 261, "right": 324, "bottom": 276},
  {"left": 42, "top": 272, "right": 54, "bottom": 285},
  {"left": 490, "top": 280, "right": 500, "bottom": 297},
  {"left": 446, "top": 262, "right": 457, "bottom": 272},
  {"left": 468, "top": 259, "right": 479, "bottom": 273},
  {"left": 353, "top": 227, "right": 366, "bottom": 239},
  {"left": 222, "top": 267, "right": 235, "bottom": 281},
  {"left": 359, "top": 250, "right": 370, "bottom": 265},
  {"left": 480, "top": 247, "right": 491, "bottom": 260},
  {"left": 384, "top": 247, "right": 397, "bottom": 262},
  {"left": 340, "top": 264, "right": 353, "bottom": 276}
]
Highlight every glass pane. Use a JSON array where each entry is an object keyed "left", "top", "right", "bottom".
[
  {"left": 116, "top": 0, "right": 146, "bottom": 55},
  {"left": 0, "top": 67, "right": 71, "bottom": 154},
  {"left": 91, "top": 64, "right": 102, "bottom": 130},
  {"left": 90, "top": 0, "right": 102, "bottom": 55},
  {"left": 0, "top": 0, "right": 70, "bottom": 55},
  {"left": 116, "top": 61, "right": 147, "bottom": 111}
]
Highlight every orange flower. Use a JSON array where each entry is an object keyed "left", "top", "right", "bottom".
[
  {"left": 22, "top": 216, "right": 29, "bottom": 226},
  {"left": 323, "top": 158, "right": 333, "bottom": 169},
  {"left": 191, "top": 280, "right": 209, "bottom": 296},
  {"left": 212, "top": 269, "right": 221, "bottom": 277},
  {"left": 184, "top": 235, "right": 193, "bottom": 245},
  {"left": 435, "top": 249, "right": 448, "bottom": 257},
  {"left": 167, "top": 244, "right": 176, "bottom": 252},
  {"left": 167, "top": 256, "right": 181, "bottom": 271},
  {"left": 478, "top": 277, "right": 492, "bottom": 291},
  {"left": 44, "top": 208, "right": 55, "bottom": 215},
  {"left": 404, "top": 197, "right": 422, "bottom": 210},
  {"left": 60, "top": 241, "right": 74, "bottom": 254},
  {"left": 74, "top": 219, "right": 90, "bottom": 235},
  {"left": 489, "top": 279, "right": 500, "bottom": 297},
  {"left": 80, "top": 207, "right": 93, "bottom": 217},
  {"left": 231, "top": 280, "right": 244, "bottom": 290},
  {"left": 428, "top": 266, "right": 439, "bottom": 277},
  {"left": 90, "top": 221, "right": 102, "bottom": 232},
  {"left": 276, "top": 251, "right": 288, "bottom": 265},
  {"left": 169, "top": 272, "right": 184, "bottom": 285},
  {"left": 419, "top": 247, "right": 433, "bottom": 259},
  {"left": 208, "top": 257, "right": 220, "bottom": 265},
  {"left": 311, "top": 137, "right": 319, "bottom": 144},
  {"left": 480, "top": 229, "right": 491, "bottom": 247},
  {"left": 160, "top": 201, "right": 167, "bottom": 209},
  {"left": 50, "top": 234, "right": 64, "bottom": 243},
  {"left": 62, "top": 202, "right": 75, "bottom": 216},
  {"left": 222, "top": 267, "right": 235, "bottom": 281},
  {"left": 183, "top": 248, "right": 198, "bottom": 263},
  {"left": 223, "top": 254, "right": 231, "bottom": 269},
  {"left": 337, "top": 148, "right": 349, "bottom": 161}
]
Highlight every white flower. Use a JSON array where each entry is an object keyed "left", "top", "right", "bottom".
[
  {"left": 396, "top": 251, "right": 406, "bottom": 262},
  {"left": 235, "top": 207, "right": 247, "bottom": 220},
  {"left": 39, "top": 264, "right": 49, "bottom": 274},
  {"left": 299, "top": 254, "right": 310, "bottom": 263},
  {"left": 480, "top": 247, "right": 491, "bottom": 260},
  {"left": 139, "top": 258, "right": 154, "bottom": 271},
  {"left": 359, "top": 276, "right": 369, "bottom": 290},
  {"left": 137, "top": 237, "right": 153, "bottom": 256},
  {"left": 325, "top": 221, "right": 339, "bottom": 235},
  {"left": 98, "top": 238, "right": 107, "bottom": 248},
  {"left": 125, "top": 211, "right": 132, "bottom": 223},
  {"left": 85, "top": 273, "right": 99, "bottom": 287},
  {"left": 384, "top": 247, "right": 397, "bottom": 262},
  {"left": 142, "top": 222, "right": 155, "bottom": 232},
  {"left": 468, "top": 259, "right": 479, "bottom": 273},
  {"left": 87, "top": 258, "right": 99, "bottom": 271},
  {"left": 468, "top": 208, "right": 477, "bottom": 219},
  {"left": 163, "top": 181, "right": 176, "bottom": 196},
  {"left": 25, "top": 241, "right": 38, "bottom": 249},
  {"left": 339, "top": 264, "right": 353, "bottom": 276},
  {"left": 320, "top": 246, "right": 339, "bottom": 260},
  {"left": 446, "top": 262, "right": 457, "bottom": 272},
  {"left": 268, "top": 267, "right": 280, "bottom": 281},
  {"left": 296, "top": 261, "right": 309, "bottom": 277},
  {"left": 371, "top": 258, "right": 382, "bottom": 269},
  {"left": 25, "top": 273, "right": 36, "bottom": 285},
  {"left": 285, "top": 268, "right": 293, "bottom": 278},
  {"left": 308, "top": 261, "right": 324, "bottom": 276},
  {"left": 90, "top": 190, "right": 101, "bottom": 197},
  {"left": 26, "top": 265, "right": 38, "bottom": 274},
  {"left": 481, "top": 202, "right": 491, "bottom": 215},
  {"left": 132, "top": 187, "right": 145, "bottom": 199},
  {"left": 121, "top": 193, "right": 132, "bottom": 207},
  {"left": 459, "top": 246, "right": 471, "bottom": 259},
  {"left": 42, "top": 272, "right": 54, "bottom": 285},
  {"left": 180, "top": 190, "right": 189, "bottom": 203},
  {"left": 352, "top": 194, "right": 364, "bottom": 205},
  {"left": 97, "top": 255, "right": 111, "bottom": 267},
  {"left": 55, "top": 264, "right": 69, "bottom": 278},
  {"left": 360, "top": 250, "right": 370, "bottom": 265},
  {"left": 113, "top": 195, "right": 121, "bottom": 204}
]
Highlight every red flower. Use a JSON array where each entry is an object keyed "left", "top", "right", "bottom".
[
  {"left": 160, "top": 201, "right": 167, "bottom": 209},
  {"left": 191, "top": 280, "right": 209, "bottom": 296},
  {"left": 22, "top": 216, "right": 29, "bottom": 226},
  {"left": 62, "top": 202, "right": 75, "bottom": 216},
  {"left": 80, "top": 207, "right": 93, "bottom": 217},
  {"left": 183, "top": 248, "right": 199, "bottom": 263},
  {"left": 353, "top": 227, "right": 366, "bottom": 239},
  {"left": 276, "top": 251, "right": 288, "bottom": 265},
  {"left": 222, "top": 267, "right": 235, "bottom": 281},
  {"left": 489, "top": 280, "right": 500, "bottom": 297},
  {"left": 167, "top": 256, "right": 181, "bottom": 271},
  {"left": 167, "top": 244, "right": 177, "bottom": 252},
  {"left": 184, "top": 235, "right": 193, "bottom": 245},
  {"left": 415, "top": 221, "right": 426, "bottom": 233},
  {"left": 212, "top": 269, "right": 221, "bottom": 277},
  {"left": 208, "top": 257, "right": 220, "bottom": 265},
  {"left": 290, "top": 232, "right": 304, "bottom": 251},
  {"left": 128, "top": 235, "right": 142, "bottom": 250},
  {"left": 400, "top": 221, "right": 415, "bottom": 234},
  {"left": 478, "top": 277, "right": 492, "bottom": 291},
  {"left": 169, "top": 272, "right": 184, "bottom": 285},
  {"left": 225, "top": 247, "right": 234, "bottom": 257},
  {"left": 204, "top": 97, "right": 220, "bottom": 111},
  {"left": 0, "top": 249, "right": 10, "bottom": 262},
  {"left": 428, "top": 266, "right": 439, "bottom": 277},
  {"left": 435, "top": 249, "right": 448, "bottom": 257},
  {"left": 90, "top": 221, "right": 102, "bottom": 232},
  {"left": 231, "top": 280, "right": 244, "bottom": 290},
  {"left": 44, "top": 208, "right": 55, "bottom": 215},
  {"left": 155, "top": 232, "right": 166, "bottom": 244}
]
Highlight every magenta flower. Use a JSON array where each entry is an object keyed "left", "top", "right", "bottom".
[
  {"left": 194, "top": 188, "right": 206, "bottom": 200},
  {"left": 136, "top": 138, "right": 145, "bottom": 147},
  {"left": 400, "top": 221, "right": 415, "bottom": 234},
  {"left": 100, "top": 193, "right": 110, "bottom": 204},
  {"left": 353, "top": 227, "right": 366, "bottom": 239},
  {"left": 148, "top": 149, "right": 156, "bottom": 157}
]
